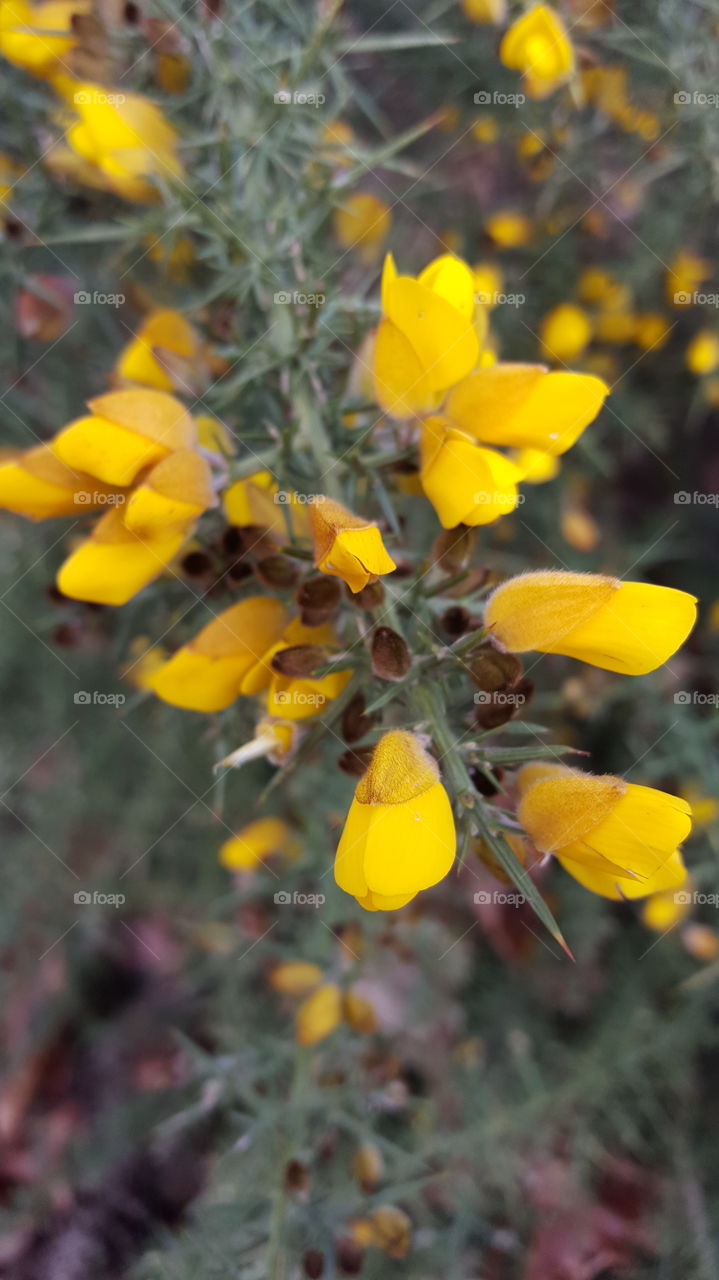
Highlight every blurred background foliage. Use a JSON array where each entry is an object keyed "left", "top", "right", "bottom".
[{"left": 1, "top": 0, "right": 719, "bottom": 1277}]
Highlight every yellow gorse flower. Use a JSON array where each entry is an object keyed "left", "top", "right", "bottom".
[
  {"left": 219, "top": 816, "right": 299, "bottom": 871},
  {"left": 516, "top": 763, "right": 691, "bottom": 900},
  {"left": 419, "top": 415, "right": 524, "bottom": 528},
  {"left": 462, "top": 0, "right": 507, "bottom": 23},
  {"left": 53, "top": 79, "right": 183, "bottom": 202},
  {"left": 52, "top": 389, "right": 197, "bottom": 487},
  {"left": 251, "top": 616, "right": 353, "bottom": 720},
  {"left": 308, "top": 496, "right": 396, "bottom": 593},
  {"left": 485, "top": 569, "right": 697, "bottom": 675},
  {"left": 373, "top": 252, "right": 479, "bottom": 418},
  {"left": 539, "top": 302, "right": 592, "bottom": 362},
  {"left": 333, "top": 192, "right": 391, "bottom": 262},
  {"left": 443, "top": 363, "right": 608, "bottom": 456},
  {"left": 0, "top": 0, "right": 89, "bottom": 79},
  {"left": 499, "top": 4, "right": 574, "bottom": 100},
  {"left": 0, "top": 444, "right": 122, "bottom": 519},
  {"left": 115, "top": 308, "right": 209, "bottom": 394},
  {"left": 148, "top": 597, "right": 287, "bottom": 712},
  {"left": 334, "top": 730, "right": 456, "bottom": 911}
]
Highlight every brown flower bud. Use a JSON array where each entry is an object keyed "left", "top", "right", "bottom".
[
  {"left": 351, "top": 1142, "right": 385, "bottom": 1192},
  {"left": 337, "top": 746, "right": 375, "bottom": 778},
  {"left": 439, "top": 605, "right": 472, "bottom": 638},
  {"left": 370, "top": 626, "right": 412, "bottom": 681},
  {"left": 350, "top": 580, "right": 385, "bottom": 610},
  {"left": 296, "top": 574, "right": 342, "bottom": 626},
  {"left": 254, "top": 554, "right": 301, "bottom": 590},
  {"left": 284, "top": 1158, "right": 311, "bottom": 1194},
  {"left": 342, "top": 692, "right": 376, "bottom": 744},
  {"left": 431, "top": 523, "right": 475, "bottom": 571},
  {"left": 271, "top": 644, "right": 327, "bottom": 677},
  {"left": 335, "top": 1238, "right": 364, "bottom": 1275},
  {"left": 471, "top": 644, "right": 524, "bottom": 693},
  {"left": 473, "top": 677, "right": 533, "bottom": 729},
  {"left": 303, "top": 1249, "right": 325, "bottom": 1279}
]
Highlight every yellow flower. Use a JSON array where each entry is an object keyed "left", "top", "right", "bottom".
[
  {"left": 121, "top": 636, "right": 168, "bottom": 690},
  {"left": 640, "top": 883, "right": 693, "bottom": 932},
  {"left": 269, "top": 961, "right": 324, "bottom": 995},
  {"left": 147, "top": 596, "right": 287, "bottom": 711},
  {"left": 472, "top": 116, "right": 498, "bottom": 143},
  {"left": 251, "top": 616, "right": 352, "bottom": 721},
  {"left": 372, "top": 252, "right": 479, "bottom": 418},
  {"left": 219, "top": 816, "right": 299, "bottom": 871},
  {"left": 484, "top": 210, "right": 533, "bottom": 247},
  {"left": 462, "top": 0, "right": 506, "bottom": 23},
  {"left": 473, "top": 261, "right": 503, "bottom": 308},
  {"left": 334, "top": 730, "right": 456, "bottom": 911},
  {"left": 115, "top": 308, "right": 207, "bottom": 393},
  {"left": 55, "top": 79, "right": 183, "bottom": 202},
  {"left": 686, "top": 330, "right": 719, "bottom": 376},
  {"left": 577, "top": 266, "right": 618, "bottom": 304},
  {"left": 56, "top": 504, "right": 191, "bottom": 605},
  {"left": 516, "top": 762, "right": 691, "bottom": 899},
  {"left": 444, "top": 363, "right": 608, "bottom": 456},
  {"left": 309, "top": 497, "right": 396, "bottom": 593},
  {"left": 419, "top": 415, "right": 524, "bottom": 528},
  {"left": 123, "top": 449, "right": 214, "bottom": 535},
  {"left": 52, "top": 389, "right": 196, "bottom": 488},
  {"left": 500, "top": 4, "right": 574, "bottom": 99},
  {"left": 296, "top": 982, "right": 343, "bottom": 1046},
  {"left": 510, "top": 447, "right": 559, "bottom": 484},
  {"left": 539, "top": 303, "right": 592, "bottom": 362},
  {"left": 334, "top": 192, "right": 391, "bottom": 262},
  {"left": 0, "top": 444, "right": 122, "bottom": 519},
  {"left": 666, "top": 250, "right": 711, "bottom": 306},
  {"left": 633, "top": 312, "right": 671, "bottom": 352},
  {"left": 0, "top": 0, "right": 89, "bottom": 79},
  {"left": 485, "top": 570, "right": 697, "bottom": 675}
]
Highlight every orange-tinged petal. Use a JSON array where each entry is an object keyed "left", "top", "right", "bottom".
[
  {"left": 123, "top": 449, "right": 214, "bottom": 534},
  {"left": 445, "top": 364, "right": 608, "bottom": 455},
  {"left": 309, "top": 496, "right": 396, "bottom": 592},
  {"left": 486, "top": 571, "right": 697, "bottom": 674}
]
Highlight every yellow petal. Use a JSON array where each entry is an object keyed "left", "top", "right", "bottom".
[
  {"left": 416, "top": 253, "right": 476, "bottom": 319},
  {"left": 148, "top": 596, "right": 286, "bottom": 710},
  {"left": 420, "top": 416, "right": 523, "bottom": 528},
  {"left": 445, "top": 363, "right": 608, "bottom": 455},
  {"left": 559, "top": 849, "right": 687, "bottom": 900},
  {"left": 383, "top": 276, "right": 479, "bottom": 392},
  {"left": 500, "top": 4, "right": 574, "bottom": 89},
  {"left": 372, "top": 317, "right": 439, "bottom": 418},
  {"left": 517, "top": 765, "right": 627, "bottom": 853},
  {"left": 123, "top": 449, "right": 214, "bottom": 534},
  {"left": 310, "top": 497, "right": 396, "bottom": 592},
  {"left": 296, "top": 983, "right": 343, "bottom": 1046},
  {"left": 485, "top": 571, "right": 697, "bottom": 674},
  {"left": 0, "top": 445, "right": 121, "bottom": 518},
  {"left": 57, "top": 506, "right": 188, "bottom": 605},
  {"left": 268, "top": 961, "right": 323, "bottom": 994},
  {"left": 219, "top": 817, "right": 297, "bottom": 870},
  {"left": 115, "top": 308, "right": 200, "bottom": 391},
  {"left": 223, "top": 471, "right": 277, "bottom": 525}
]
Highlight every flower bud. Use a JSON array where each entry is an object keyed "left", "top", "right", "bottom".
[{"left": 370, "top": 626, "right": 412, "bottom": 681}]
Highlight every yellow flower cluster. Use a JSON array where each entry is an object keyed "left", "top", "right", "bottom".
[{"left": 0, "top": 0, "right": 182, "bottom": 201}]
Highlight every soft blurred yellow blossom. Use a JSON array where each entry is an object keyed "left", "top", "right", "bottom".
[
  {"left": 268, "top": 961, "right": 324, "bottom": 995},
  {"left": 53, "top": 79, "right": 183, "bottom": 202},
  {"left": 686, "top": 330, "right": 719, "bottom": 376},
  {"left": 500, "top": 4, "right": 574, "bottom": 99},
  {"left": 219, "top": 817, "right": 299, "bottom": 871},
  {"left": 335, "top": 730, "right": 456, "bottom": 910},
  {"left": 0, "top": 0, "right": 89, "bottom": 79},
  {"left": 0, "top": 445, "right": 122, "bottom": 519},
  {"left": 334, "top": 192, "right": 391, "bottom": 262},
  {"left": 472, "top": 116, "right": 498, "bottom": 143},
  {"left": 640, "top": 884, "right": 693, "bottom": 932},
  {"left": 540, "top": 303, "right": 592, "bottom": 362},
  {"left": 516, "top": 762, "right": 691, "bottom": 900},
  {"left": 115, "top": 309, "right": 208, "bottom": 393},
  {"left": 485, "top": 570, "right": 697, "bottom": 674},
  {"left": 473, "top": 261, "right": 503, "bottom": 307},
  {"left": 510, "top": 447, "right": 559, "bottom": 484},
  {"left": 462, "top": 0, "right": 506, "bottom": 22},
  {"left": 296, "top": 982, "right": 343, "bottom": 1046},
  {"left": 666, "top": 250, "right": 711, "bottom": 305},
  {"left": 484, "top": 210, "right": 533, "bottom": 247},
  {"left": 634, "top": 312, "right": 671, "bottom": 352}
]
